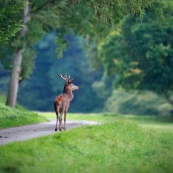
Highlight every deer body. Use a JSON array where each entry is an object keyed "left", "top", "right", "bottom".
[{"left": 54, "top": 74, "right": 78, "bottom": 131}]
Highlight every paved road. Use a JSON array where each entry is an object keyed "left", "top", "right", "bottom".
[{"left": 0, "top": 120, "right": 100, "bottom": 146}]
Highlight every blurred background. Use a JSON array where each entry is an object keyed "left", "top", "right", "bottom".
[{"left": 0, "top": 0, "right": 173, "bottom": 117}]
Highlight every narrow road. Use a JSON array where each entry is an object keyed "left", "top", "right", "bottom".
[{"left": 0, "top": 120, "right": 100, "bottom": 146}]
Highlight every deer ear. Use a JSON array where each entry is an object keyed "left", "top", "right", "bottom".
[{"left": 70, "top": 78, "right": 74, "bottom": 83}]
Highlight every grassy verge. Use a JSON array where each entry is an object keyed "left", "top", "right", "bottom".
[
  {"left": 0, "top": 121, "right": 173, "bottom": 173},
  {"left": 39, "top": 112, "right": 173, "bottom": 131},
  {"left": 0, "top": 94, "right": 47, "bottom": 129}
]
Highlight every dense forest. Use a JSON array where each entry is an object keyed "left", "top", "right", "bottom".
[{"left": 0, "top": 31, "right": 172, "bottom": 115}]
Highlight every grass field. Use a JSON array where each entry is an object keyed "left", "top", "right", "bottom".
[
  {"left": 0, "top": 120, "right": 173, "bottom": 173},
  {"left": 0, "top": 94, "right": 47, "bottom": 129},
  {"left": 39, "top": 112, "right": 173, "bottom": 131},
  {"left": 1, "top": 95, "right": 173, "bottom": 173}
]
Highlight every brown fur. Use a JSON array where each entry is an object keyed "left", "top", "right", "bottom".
[{"left": 54, "top": 75, "right": 78, "bottom": 131}]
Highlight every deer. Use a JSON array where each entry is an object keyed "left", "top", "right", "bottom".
[{"left": 54, "top": 74, "right": 79, "bottom": 131}]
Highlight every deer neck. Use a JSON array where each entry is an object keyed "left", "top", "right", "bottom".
[{"left": 63, "top": 87, "right": 73, "bottom": 101}]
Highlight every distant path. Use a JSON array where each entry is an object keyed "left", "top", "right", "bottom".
[{"left": 0, "top": 120, "right": 100, "bottom": 146}]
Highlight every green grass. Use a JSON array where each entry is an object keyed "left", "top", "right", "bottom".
[
  {"left": 0, "top": 94, "right": 47, "bottom": 129},
  {"left": 39, "top": 112, "right": 173, "bottom": 131},
  {"left": 0, "top": 121, "right": 173, "bottom": 173}
]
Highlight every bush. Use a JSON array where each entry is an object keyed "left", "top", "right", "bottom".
[{"left": 105, "top": 89, "right": 172, "bottom": 116}]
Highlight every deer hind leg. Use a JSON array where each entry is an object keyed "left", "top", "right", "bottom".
[
  {"left": 59, "top": 113, "right": 63, "bottom": 131},
  {"left": 54, "top": 103, "right": 59, "bottom": 131},
  {"left": 59, "top": 104, "right": 66, "bottom": 131}
]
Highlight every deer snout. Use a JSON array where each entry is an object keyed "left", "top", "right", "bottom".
[
  {"left": 75, "top": 86, "right": 79, "bottom": 90},
  {"left": 71, "top": 84, "right": 79, "bottom": 91}
]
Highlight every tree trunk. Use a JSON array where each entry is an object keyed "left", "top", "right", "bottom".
[
  {"left": 6, "top": 0, "right": 30, "bottom": 108},
  {"left": 6, "top": 49, "right": 25, "bottom": 108}
]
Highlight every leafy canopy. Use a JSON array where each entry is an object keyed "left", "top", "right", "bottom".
[
  {"left": 98, "top": 1, "right": 173, "bottom": 105},
  {"left": 0, "top": 1, "right": 25, "bottom": 43}
]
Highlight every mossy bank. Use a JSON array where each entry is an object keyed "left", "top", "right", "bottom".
[
  {"left": 0, "top": 94, "right": 47, "bottom": 129},
  {"left": 0, "top": 121, "right": 173, "bottom": 173}
]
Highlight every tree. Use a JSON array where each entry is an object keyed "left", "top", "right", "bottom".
[
  {"left": 1, "top": 0, "right": 155, "bottom": 108},
  {"left": 98, "top": 2, "right": 173, "bottom": 107},
  {"left": 6, "top": 0, "right": 30, "bottom": 108}
]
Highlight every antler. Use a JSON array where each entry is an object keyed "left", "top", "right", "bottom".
[
  {"left": 58, "top": 73, "right": 68, "bottom": 82},
  {"left": 58, "top": 73, "right": 74, "bottom": 83}
]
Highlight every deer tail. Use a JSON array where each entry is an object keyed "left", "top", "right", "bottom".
[{"left": 54, "top": 101, "right": 58, "bottom": 116}]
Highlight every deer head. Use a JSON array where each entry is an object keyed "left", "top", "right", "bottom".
[{"left": 58, "top": 73, "right": 79, "bottom": 91}]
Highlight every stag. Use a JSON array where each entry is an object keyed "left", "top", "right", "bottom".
[{"left": 54, "top": 74, "right": 79, "bottom": 131}]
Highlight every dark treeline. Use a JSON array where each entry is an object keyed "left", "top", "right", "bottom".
[{"left": 1, "top": 33, "right": 107, "bottom": 112}]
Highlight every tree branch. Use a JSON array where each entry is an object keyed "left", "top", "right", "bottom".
[{"left": 31, "top": 0, "right": 51, "bottom": 15}]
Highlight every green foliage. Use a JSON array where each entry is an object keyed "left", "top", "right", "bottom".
[
  {"left": 0, "top": 0, "right": 159, "bottom": 77},
  {"left": 0, "top": 121, "right": 173, "bottom": 172},
  {"left": 153, "top": 0, "right": 173, "bottom": 25},
  {"left": 20, "top": 48, "right": 36, "bottom": 82},
  {"left": 0, "top": 1, "right": 25, "bottom": 43},
  {"left": 119, "top": 12, "right": 173, "bottom": 92},
  {"left": 105, "top": 89, "right": 172, "bottom": 116},
  {"left": 55, "top": 28, "right": 69, "bottom": 57},
  {"left": 0, "top": 94, "right": 47, "bottom": 129},
  {"left": 56, "top": 0, "right": 154, "bottom": 55},
  {"left": 0, "top": 0, "right": 65, "bottom": 81},
  {"left": 98, "top": 2, "right": 173, "bottom": 106},
  {"left": 71, "top": 0, "right": 153, "bottom": 24}
]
